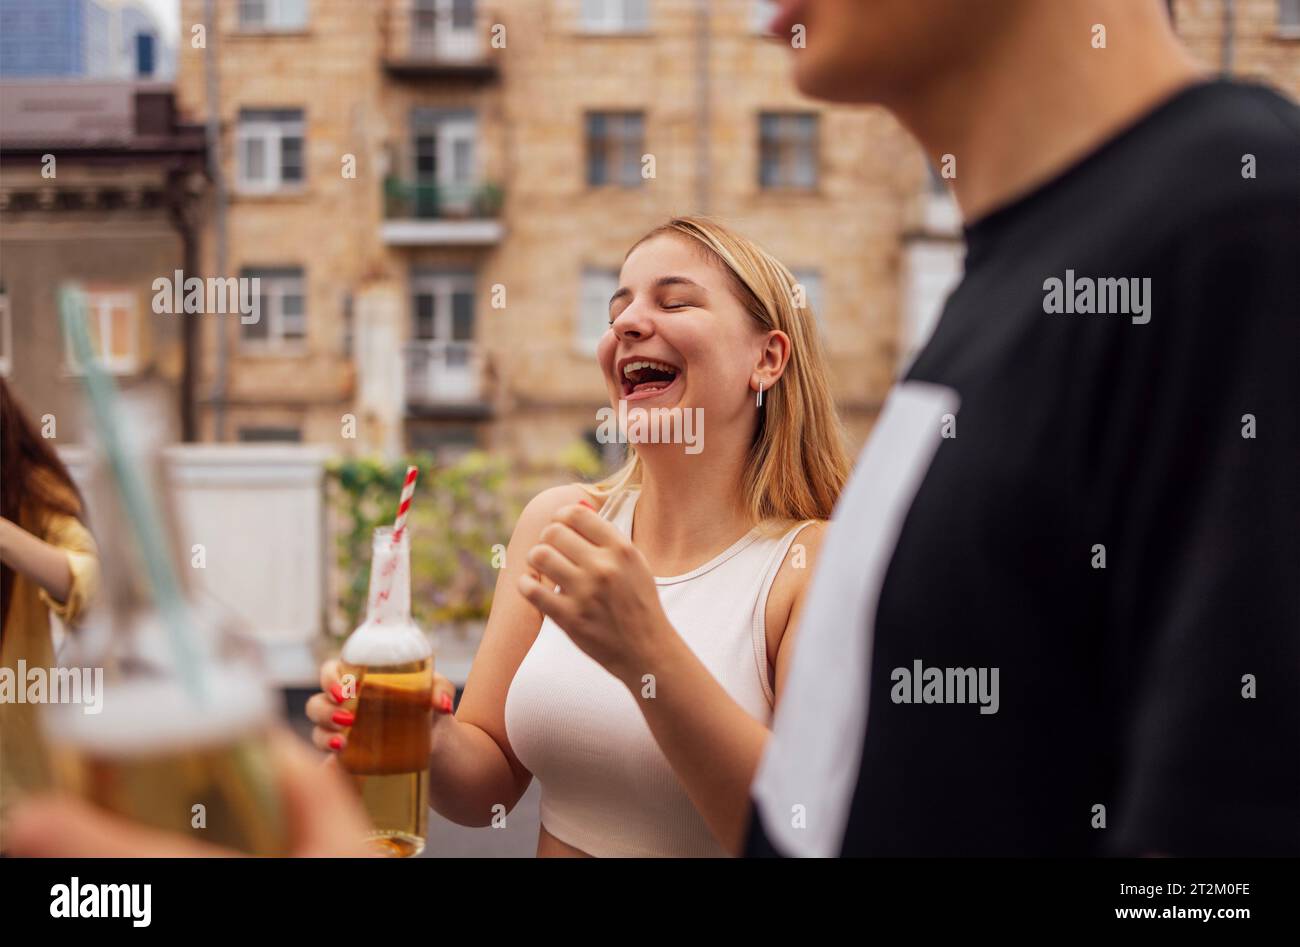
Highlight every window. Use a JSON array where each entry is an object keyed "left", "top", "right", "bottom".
[
  {"left": 414, "top": 0, "right": 438, "bottom": 35},
  {"left": 577, "top": 268, "right": 619, "bottom": 354},
  {"left": 580, "top": 0, "right": 649, "bottom": 33},
  {"left": 63, "top": 287, "right": 139, "bottom": 375},
  {"left": 759, "top": 112, "right": 818, "bottom": 189},
  {"left": 238, "top": 426, "right": 302, "bottom": 443},
  {"left": 237, "top": 109, "right": 306, "bottom": 192},
  {"left": 241, "top": 267, "right": 307, "bottom": 350},
  {"left": 411, "top": 270, "right": 475, "bottom": 342},
  {"left": 0, "top": 285, "right": 10, "bottom": 376},
  {"left": 1281, "top": 0, "right": 1300, "bottom": 33},
  {"left": 412, "top": 0, "right": 478, "bottom": 58},
  {"left": 586, "top": 112, "right": 645, "bottom": 187},
  {"left": 238, "top": 0, "right": 309, "bottom": 32},
  {"left": 408, "top": 271, "right": 478, "bottom": 404},
  {"left": 409, "top": 109, "right": 478, "bottom": 214},
  {"left": 451, "top": 0, "right": 475, "bottom": 29},
  {"left": 409, "top": 425, "right": 479, "bottom": 462}
]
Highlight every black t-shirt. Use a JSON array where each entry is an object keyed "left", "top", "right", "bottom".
[{"left": 746, "top": 80, "right": 1300, "bottom": 856}]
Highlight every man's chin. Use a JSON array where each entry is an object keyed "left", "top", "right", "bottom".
[{"left": 791, "top": 52, "right": 884, "bottom": 105}]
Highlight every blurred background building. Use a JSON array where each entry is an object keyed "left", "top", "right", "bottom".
[
  {"left": 2, "top": 0, "right": 1298, "bottom": 646},
  {"left": 2, "top": 0, "right": 1296, "bottom": 856},
  {"left": 8, "top": 0, "right": 1296, "bottom": 466},
  {"left": 170, "top": 0, "right": 942, "bottom": 460},
  {"left": 0, "top": 80, "right": 205, "bottom": 441},
  {"left": 0, "top": 0, "right": 176, "bottom": 80},
  {"left": 1, "top": 0, "right": 1297, "bottom": 651}
]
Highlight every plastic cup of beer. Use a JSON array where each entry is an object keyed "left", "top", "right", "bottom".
[
  {"left": 42, "top": 613, "right": 290, "bottom": 857},
  {"left": 337, "top": 526, "right": 434, "bottom": 858}
]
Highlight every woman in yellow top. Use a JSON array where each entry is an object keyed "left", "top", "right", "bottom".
[{"left": 0, "top": 377, "right": 99, "bottom": 847}]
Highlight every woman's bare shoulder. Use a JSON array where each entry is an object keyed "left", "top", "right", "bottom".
[
  {"left": 511, "top": 484, "right": 604, "bottom": 545},
  {"left": 765, "top": 520, "right": 830, "bottom": 662},
  {"left": 776, "top": 520, "right": 828, "bottom": 589}
]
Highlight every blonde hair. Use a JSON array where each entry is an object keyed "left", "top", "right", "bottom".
[{"left": 589, "top": 216, "right": 849, "bottom": 528}]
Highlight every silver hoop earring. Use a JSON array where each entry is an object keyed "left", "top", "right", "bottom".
[{"left": 756, "top": 381, "right": 764, "bottom": 408}]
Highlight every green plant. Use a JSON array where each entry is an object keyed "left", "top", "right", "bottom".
[
  {"left": 474, "top": 182, "right": 504, "bottom": 217},
  {"left": 326, "top": 441, "right": 609, "bottom": 640},
  {"left": 327, "top": 452, "right": 519, "bottom": 636}
]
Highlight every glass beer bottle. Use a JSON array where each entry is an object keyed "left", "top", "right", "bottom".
[{"left": 338, "top": 526, "right": 434, "bottom": 857}]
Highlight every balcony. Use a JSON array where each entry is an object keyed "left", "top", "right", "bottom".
[
  {"left": 383, "top": 1, "right": 499, "bottom": 80},
  {"left": 404, "top": 340, "right": 492, "bottom": 417},
  {"left": 381, "top": 178, "right": 505, "bottom": 246}
]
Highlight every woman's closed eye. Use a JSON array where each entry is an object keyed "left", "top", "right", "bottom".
[{"left": 605, "top": 294, "right": 698, "bottom": 325}]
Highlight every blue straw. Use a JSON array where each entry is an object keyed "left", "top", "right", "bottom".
[{"left": 60, "top": 285, "right": 209, "bottom": 705}]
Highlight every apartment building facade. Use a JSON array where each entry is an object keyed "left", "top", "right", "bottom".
[
  {"left": 173, "top": 0, "right": 1300, "bottom": 464},
  {"left": 0, "top": 80, "right": 207, "bottom": 441},
  {"left": 174, "top": 0, "right": 943, "bottom": 462},
  {"left": 1175, "top": 0, "right": 1300, "bottom": 84},
  {"left": 0, "top": 0, "right": 173, "bottom": 79},
  {"left": 0, "top": 0, "right": 112, "bottom": 77}
]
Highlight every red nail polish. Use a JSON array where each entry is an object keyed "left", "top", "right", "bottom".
[
  {"left": 329, "top": 683, "right": 344, "bottom": 704},
  {"left": 332, "top": 710, "right": 355, "bottom": 727},
  {"left": 438, "top": 693, "right": 454, "bottom": 714},
  {"left": 578, "top": 500, "right": 595, "bottom": 510},
  {"left": 328, "top": 735, "right": 343, "bottom": 751}
]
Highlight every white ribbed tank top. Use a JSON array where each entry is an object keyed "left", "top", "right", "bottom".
[{"left": 504, "top": 488, "right": 814, "bottom": 857}]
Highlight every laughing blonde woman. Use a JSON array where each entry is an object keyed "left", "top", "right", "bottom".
[{"left": 309, "top": 216, "right": 849, "bottom": 856}]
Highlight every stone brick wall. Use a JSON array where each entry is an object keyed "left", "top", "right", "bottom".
[
  {"left": 172, "top": 0, "right": 1299, "bottom": 461},
  {"left": 174, "top": 0, "right": 923, "bottom": 458},
  {"left": 1174, "top": 0, "right": 1300, "bottom": 95}
]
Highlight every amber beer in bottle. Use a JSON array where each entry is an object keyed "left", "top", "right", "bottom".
[{"left": 338, "top": 527, "right": 434, "bottom": 857}]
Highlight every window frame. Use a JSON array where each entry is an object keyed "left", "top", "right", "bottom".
[
  {"left": 758, "top": 111, "right": 820, "bottom": 191},
  {"left": 236, "top": 109, "right": 307, "bottom": 194},
  {"left": 239, "top": 267, "right": 308, "bottom": 353},
  {"left": 410, "top": 269, "right": 477, "bottom": 343},
  {"left": 62, "top": 287, "right": 140, "bottom": 376},
  {"left": 586, "top": 111, "right": 646, "bottom": 188},
  {"left": 411, "top": 0, "right": 480, "bottom": 57},
  {"left": 409, "top": 109, "right": 479, "bottom": 211},
  {"left": 237, "top": 0, "right": 310, "bottom": 33},
  {"left": 1280, "top": 0, "right": 1300, "bottom": 36},
  {"left": 579, "top": 0, "right": 650, "bottom": 34}
]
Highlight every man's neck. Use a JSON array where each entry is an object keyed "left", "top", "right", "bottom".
[{"left": 893, "top": 3, "right": 1206, "bottom": 223}]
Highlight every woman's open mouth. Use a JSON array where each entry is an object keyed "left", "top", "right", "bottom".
[{"left": 619, "top": 358, "right": 682, "bottom": 402}]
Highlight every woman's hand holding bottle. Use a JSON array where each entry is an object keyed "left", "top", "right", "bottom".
[{"left": 307, "top": 658, "right": 458, "bottom": 757}]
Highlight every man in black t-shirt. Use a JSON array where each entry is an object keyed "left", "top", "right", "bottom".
[{"left": 748, "top": 0, "right": 1300, "bottom": 855}]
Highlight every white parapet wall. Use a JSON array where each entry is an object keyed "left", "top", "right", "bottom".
[
  {"left": 162, "top": 444, "right": 330, "bottom": 686},
  {"left": 60, "top": 443, "right": 331, "bottom": 687}
]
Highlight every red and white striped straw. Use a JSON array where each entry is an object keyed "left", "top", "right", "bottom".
[
  {"left": 391, "top": 465, "right": 419, "bottom": 544},
  {"left": 372, "top": 465, "right": 419, "bottom": 617}
]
